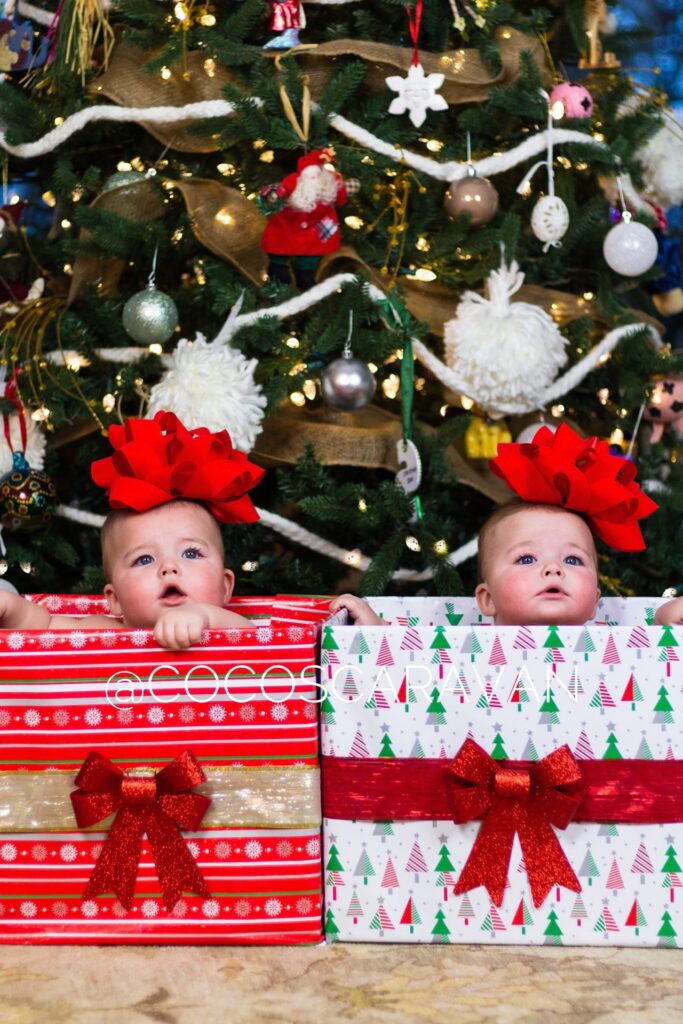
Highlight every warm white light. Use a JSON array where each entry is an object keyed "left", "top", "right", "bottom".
[
  {"left": 161, "top": 67, "right": 172, "bottom": 80},
  {"left": 550, "top": 404, "right": 565, "bottom": 417},
  {"left": 102, "top": 394, "right": 116, "bottom": 413},
  {"left": 345, "top": 549, "right": 362, "bottom": 567},
  {"left": 285, "top": 335, "right": 299, "bottom": 349},
  {"left": 460, "top": 395, "right": 474, "bottom": 410},
  {"left": 434, "top": 539, "right": 448, "bottom": 555},
  {"left": 358, "top": 498, "right": 367, "bottom": 512},
  {"left": 302, "top": 379, "right": 317, "bottom": 400},
  {"left": 344, "top": 216, "right": 364, "bottom": 230},
  {"left": 290, "top": 391, "right": 306, "bottom": 407},
  {"left": 148, "top": 343, "right": 163, "bottom": 356},
  {"left": 242, "top": 561, "right": 258, "bottom": 572},
  {"left": 406, "top": 536, "right": 421, "bottom": 552},
  {"left": 382, "top": 374, "right": 400, "bottom": 400},
  {"left": 215, "top": 208, "right": 234, "bottom": 226}
]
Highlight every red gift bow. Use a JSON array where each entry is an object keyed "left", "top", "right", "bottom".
[
  {"left": 447, "top": 738, "right": 582, "bottom": 908},
  {"left": 489, "top": 422, "right": 658, "bottom": 551},
  {"left": 91, "top": 410, "right": 265, "bottom": 523},
  {"left": 71, "top": 749, "right": 211, "bottom": 910}
]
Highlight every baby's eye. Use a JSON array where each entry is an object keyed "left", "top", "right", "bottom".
[
  {"left": 564, "top": 554, "right": 584, "bottom": 566},
  {"left": 132, "top": 554, "right": 153, "bottom": 567},
  {"left": 515, "top": 554, "right": 536, "bottom": 565},
  {"left": 182, "top": 547, "right": 203, "bottom": 560}
]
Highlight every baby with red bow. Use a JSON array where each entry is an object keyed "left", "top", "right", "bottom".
[
  {"left": 0, "top": 412, "right": 265, "bottom": 649},
  {"left": 332, "top": 423, "right": 679, "bottom": 628}
]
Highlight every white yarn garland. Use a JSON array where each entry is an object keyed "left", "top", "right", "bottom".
[
  {"left": 443, "top": 260, "right": 568, "bottom": 416},
  {"left": 56, "top": 503, "right": 478, "bottom": 579}
]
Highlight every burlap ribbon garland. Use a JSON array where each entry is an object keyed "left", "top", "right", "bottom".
[
  {"left": 93, "top": 29, "right": 551, "bottom": 156},
  {"left": 68, "top": 177, "right": 268, "bottom": 303}
]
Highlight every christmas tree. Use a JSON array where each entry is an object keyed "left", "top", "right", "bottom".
[{"left": 0, "top": 0, "right": 681, "bottom": 597}]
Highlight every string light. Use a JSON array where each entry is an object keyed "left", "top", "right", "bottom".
[
  {"left": 160, "top": 67, "right": 172, "bottom": 80},
  {"left": 598, "top": 388, "right": 610, "bottom": 405},
  {"left": 434, "top": 539, "right": 449, "bottom": 556},
  {"left": 382, "top": 374, "right": 400, "bottom": 400},
  {"left": 345, "top": 549, "right": 362, "bottom": 567},
  {"left": 290, "top": 391, "right": 306, "bottom": 407},
  {"left": 102, "top": 394, "right": 116, "bottom": 413},
  {"left": 406, "top": 536, "right": 421, "bottom": 552},
  {"left": 285, "top": 335, "right": 300, "bottom": 349},
  {"left": 241, "top": 560, "right": 258, "bottom": 572},
  {"left": 358, "top": 498, "right": 368, "bottom": 512}
]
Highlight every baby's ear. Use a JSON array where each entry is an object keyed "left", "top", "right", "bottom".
[
  {"left": 223, "top": 569, "right": 235, "bottom": 605},
  {"left": 103, "top": 583, "right": 122, "bottom": 617},
  {"left": 475, "top": 582, "right": 496, "bottom": 619}
]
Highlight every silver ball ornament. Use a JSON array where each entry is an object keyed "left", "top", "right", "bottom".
[
  {"left": 122, "top": 284, "right": 179, "bottom": 345},
  {"left": 103, "top": 170, "right": 147, "bottom": 191},
  {"left": 444, "top": 174, "right": 499, "bottom": 227},
  {"left": 603, "top": 216, "right": 658, "bottom": 277},
  {"left": 531, "top": 195, "right": 569, "bottom": 247},
  {"left": 321, "top": 354, "right": 376, "bottom": 411}
]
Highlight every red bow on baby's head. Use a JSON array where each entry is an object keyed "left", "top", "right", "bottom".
[
  {"left": 91, "top": 411, "right": 265, "bottom": 523},
  {"left": 489, "top": 423, "right": 658, "bottom": 551}
]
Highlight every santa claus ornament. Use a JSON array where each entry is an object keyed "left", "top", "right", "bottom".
[{"left": 260, "top": 149, "right": 356, "bottom": 290}]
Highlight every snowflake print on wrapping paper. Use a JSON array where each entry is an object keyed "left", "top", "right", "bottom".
[
  {"left": 214, "top": 841, "right": 232, "bottom": 860},
  {"left": 23, "top": 709, "right": 41, "bottom": 727},
  {"left": 270, "top": 703, "right": 289, "bottom": 722},
  {"left": 38, "top": 632, "right": 57, "bottom": 649},
  {"left": 244, "top": 839, "right": 263, "bottom": 859},
  {"left": 202, "top": 899, "right": 221, "bottom": 919},
  {"left": 74, "top": 597, "right": 92, "bottom": 612},
  {"left": 287, "top": 626, "right": 305, "bottom": 642},
  {"left": 101, "top": 631, "right": 118, "bottom": 647},
  {"left": 84, "top": 707, "right": 102, "bottom": 727},
  {"left": 44, "top": 596, "right": 62, "bottom": 612},
  {"left": 256, "top": 627, "right": 274, "bottom": 644},
  {"left": 264, "top": 898, "right": 282, "bottom": 917},
  {"left": 276, "top": 840, "right": 293, "bottom": 858},
  {"left": 52, "top": 709, "right": 70, "bottom": 727},
  {"left": 89, "top": 843, "right": 104, "bottom": 861},
  {"left": 20, "top": 901, "right": 37, "bottom": 918},
  {"left": 178, "top": 704, "right": 195, "bottom": 724},
  {"left": 141, "top": 899, "right": 159, "bottom": 918},
  {"left": 239, "top": 704, "right": 256, "bottom": 723},
  {"left": 131, "top": 630, "right": 149, "bottom": 647},
  {"left": 187, "top": 840, "right": 201, "bottom": 860},
  {"left": 0, "top": 903, "right": 4, "bottom": 917},
  {"left": 226, "top": 629, "right": 243, "bottom": 643},
  {"left": 171, "top": 900, "right": 187, "bottom": 918},
  {"left": 1, "top": 842, "right": 17, "bottom": 862},
  {"left": 59, "top": 843, "right": 78, "bottom": 863},
  {"left": 112, "top": 900, "right": 128, "bottom": 918},
  {"left": 6, "top": 632, "right": 24, "bottom": 650},
  {"left": 303, "top": 705, "right": 317, "bottom": 721},
  {"left": 296, "top": 897, "right": 313, "bottom": 915},
  {"left": 69, "top": 631, "right": 88, "bottom": 649},
  {"left": 234, "top": 899, "right": 251, "bottom": 918},
  {"left": 31, "top": 844, "right": 47, "bottom": 862},
  {"left": 306, "top": 837, "right": 320, "bottom": 857},
  {"left": 116, "top": 708, "right": 134, "bottom": 725},
  {"left": 0, "top": 710, "right": 10, "bottom": 727},
  {"left": 386, "top": 63, "right": 448, "bottom": 128},
  {"left": 51, "top": 901, "right": 68, "bottom": 918},
  {"left": 81, "top": 900, "right": 99, "bottom": 918},
  {"left": 208, "top": 703, "right": 227, "bottom": 724},
  {"left": 147, "top": 706, "right": 165, "bottom": 725}
]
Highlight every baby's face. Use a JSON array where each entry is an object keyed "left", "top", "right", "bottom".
[
  {"left": 475, "top": 507, "right": 600, "bottom": 626},
  {"left": 103, "top": 503, "right": 233, "bottom": 628}
]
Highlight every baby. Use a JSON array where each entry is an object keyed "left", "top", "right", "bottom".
[
  {"left": 0, "top": 412, "right": 264, "bottom": 649},
  {"left": 331, "top": 424, "right": 678, "bottom": 628}
]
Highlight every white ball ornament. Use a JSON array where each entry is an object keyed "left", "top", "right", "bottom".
[
  {"left": 603, "top": 214, "right": 658, "bottom": 277},
  {"left": 531, "top": 195, "right": 569, "bottom": 250},
  {"left": 147, "top": 334, "right": 267, "bottom": 452},
  {"left": 122, "top": 284, "right": 179, "bottom": 345}
]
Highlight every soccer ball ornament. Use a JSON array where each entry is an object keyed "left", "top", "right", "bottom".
[
  {"left": 122, "top": 284, "right": 179, "bottom": 345},
  {"left": 321, "top": 354, "right": 376, "bottom": 411},
  {"left": 444, "top": 174, "right": 499, "bottom": 227},
  {"left": 0, "top": 452, "right": 57, "bottom": 531},
  {"left": 531, "top": 195, "right": 569, "bottom": 249},
  {"left": 549, "top": 82, "right": 593, "bottom": 120},
  {"left": 603, "top": 214, "right": 658, "bottom": 277}
]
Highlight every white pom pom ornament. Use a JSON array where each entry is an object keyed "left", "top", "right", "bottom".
[
  {"left": 638, "top": 116, "right": 683, "bottom": 209},
  {"left": 147, "top": 334, "right": 267, "bottom": 453},
  {"left": 443, "top": 261, "right": 568, "bottom": 414}
]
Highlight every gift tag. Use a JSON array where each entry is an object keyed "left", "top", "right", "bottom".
[{"left": 395, "top": 439, "right": 422, "bottom": 495}]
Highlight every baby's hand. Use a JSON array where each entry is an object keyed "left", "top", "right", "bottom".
[
  {"left": 329, "top": 594, "right": 384, "bottom": 626},
  {"left": 154, "top": 605, "right": 210, "bottom": 650},
  {"left": 654, "top": 596, "right": 683, "bottom": 626}
]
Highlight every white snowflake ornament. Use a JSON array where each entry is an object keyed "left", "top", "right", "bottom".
[{"left": 386, "top": 63, "right": 448, "bottom": 128}]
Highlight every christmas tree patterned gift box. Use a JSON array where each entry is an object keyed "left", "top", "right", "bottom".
[
  {"left": 321, "top": 597, "right": 683, "bottom": 947},
  {"left": 0, "top": 594, "right": 330, "bottom": 945}
]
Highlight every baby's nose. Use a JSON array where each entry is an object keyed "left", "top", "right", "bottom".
[
  {"left": 160, "top": 561, "right": 179, "bottom": 575},
  {"left": 543, "top": 562, "right": 563, "bottom": 576}
]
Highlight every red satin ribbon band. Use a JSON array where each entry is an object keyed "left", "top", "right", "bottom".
[
  {"left": 71, "top": 750, "right": 211, "bottom": 910},
  {"left": 323, "top": 744, "right": 683, "bottom": 908},
  {"left": 321, "top": 754, "right": 683, "bottom": 823}
]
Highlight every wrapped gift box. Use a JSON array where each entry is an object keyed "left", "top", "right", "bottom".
[
  {"left": 0, "top": 595, "right": 330, "bottom": 945},
  {"left": 321, "top": 597, "right": 683, "bottom": 947}
]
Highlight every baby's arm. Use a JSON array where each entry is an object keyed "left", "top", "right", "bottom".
[
  {"left": 329, "top": 594, "right": 384, "bottom": 626},
  {"left": 153, "top": 603, "right": 251, "bottom": 650},
  {"left": 0, "top": 591, "right": 53, "bottom": 631},
  {"left": 654, "top": 597, "right": 683, "bottom": 625}
]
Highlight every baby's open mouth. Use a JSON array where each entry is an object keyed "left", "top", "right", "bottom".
[
  {"left": 539, "top": 586, "right": 565, "bottom": 596},
  {"left": 160, "top": 585, "right": 186, "bottom": 601}
]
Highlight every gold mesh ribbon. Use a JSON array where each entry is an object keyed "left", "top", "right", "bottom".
[
  {"left": 68, "top": 178, "right": 268, "bottom": 302},
  {"left": 0, "top": 765, "right": 320, "bottom": 832},
  {"left": 254, "top": 402, "right": 404, "bottom": 470},
  {"left": 92, "top": 42, "right": 239, "bottom": 152},
  {"left": 294, "top": 27, "right": 552, "bottom": 104}
]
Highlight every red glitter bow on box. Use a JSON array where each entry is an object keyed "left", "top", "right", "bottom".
[
  {"left": 91, "top": 411, "right": 265, "bottom": 523},
  {"left": 489, "top": 423, "right": 657, "bottom": 551},
  {"left": 71, "top": 749, "right": 211, "bottom": 909},
  {"left": 447, "top": 738, "right": 581, "bottom": 907}
]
